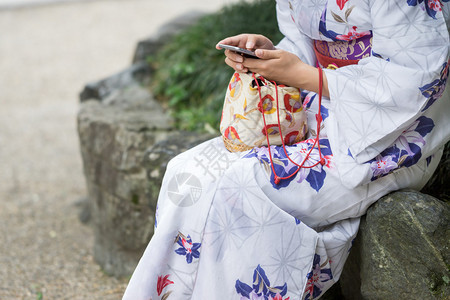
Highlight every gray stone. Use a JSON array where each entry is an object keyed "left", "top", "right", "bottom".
[
  {"left": 79, "top": 61, "right": 152, "bottom": 102},
  {"left": 340, "top": 190, "right": 450, "bottom": 299},
  {"left": 77, "top": 63, "right": 175, "bottom": 277}
]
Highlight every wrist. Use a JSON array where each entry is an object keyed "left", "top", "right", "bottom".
[
  {"left": 297, "top": 63, "right": 315, "bottom": 90},
  {"left": 297, "top": 64, "right": 329, "bottom": 98}
]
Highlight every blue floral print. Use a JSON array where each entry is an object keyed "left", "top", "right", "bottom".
[
  {"left": 421, "top": 61, "right": 449, "bottom": 111},
  {"left": 370, "top": 155, "right": 398, "bottom": 178},
  {"left": 407, "top": 0, "right": 450, "bottom": 19},
  {"left": 368, "top": 116, "right": 434, "bottom": 180},
  {"left": 244, "top": 139, "right": 333, "bottom": 191},
  {"left": 174, "top": 232, "right": 201, "bottom": 264},
  {"left": 235, "top": 265, "right": 290, "bottom": 300},
  {"left": 304, "top": 254, "right": 333, "bottom": 300}
]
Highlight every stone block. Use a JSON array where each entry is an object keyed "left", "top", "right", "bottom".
[
  {"left": 77, "top": 64, "right": 174, "bottom": 277},
  {"left": 79, "top": 62, "right": 152, "bottom": 102},
  {"left": 340, "top": 190, "right": 449, "bottom": 299}
]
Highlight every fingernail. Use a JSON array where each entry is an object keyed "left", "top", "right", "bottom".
[
  {"left": 236, "top": 56, "right": 243, "bottom": 63},
  {"left": 255, "top": 49, "right": 263, "bottom": 56},
  {"left": 236, "top": 64, "right": 243, "bottom": 70}
]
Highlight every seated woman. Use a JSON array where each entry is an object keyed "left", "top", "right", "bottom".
[{"left": 123, "top": 0, "right": 449, "bottom": 299}]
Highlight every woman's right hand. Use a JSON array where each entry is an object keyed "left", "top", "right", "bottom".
[{"left": 216, "top": 34, "right": 275, "bottom": 73}]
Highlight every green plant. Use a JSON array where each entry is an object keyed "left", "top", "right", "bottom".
[{"left": 150, "top": 0, "right": 283, "bottom": 132}]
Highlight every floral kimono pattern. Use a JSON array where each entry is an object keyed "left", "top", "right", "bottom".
[{"left": 123, "top": 0, "right": 449, "bottom": 299}]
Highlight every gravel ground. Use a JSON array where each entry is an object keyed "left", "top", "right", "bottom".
[{"left": 0, "top": 0, "right": 236, "bottom": 299}]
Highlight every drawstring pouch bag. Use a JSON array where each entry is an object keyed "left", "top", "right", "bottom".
[
  {"left": 220, "top": 69, "right": 326, "bottom": 184},
  {"left": 220, "top": 71, "right": 308, "bottom": 152}
]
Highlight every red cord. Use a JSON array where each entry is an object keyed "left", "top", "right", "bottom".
[{"left": 253, "top": 68, "right": 325, "bottom": 185}]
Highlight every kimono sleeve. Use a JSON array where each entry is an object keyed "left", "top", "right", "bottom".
[
  {"left": 275, "top": 0, "right": 316, "bottom": 66},
  {"left": 324, "top": 0, "right": 449, "bottom": 164}
]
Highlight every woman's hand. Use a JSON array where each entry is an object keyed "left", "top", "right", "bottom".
[
  {"left": 216, "top": 35, "right": 329, "bottom": 97},
  {"left": 245, "top": 49, "right": 303, "bottom": 87},
  {"left": 216, "top": 34, "right": 275, "bottom": 73},
  {"left": 244, "top": 49, "right": 330, "bottom": 98}
]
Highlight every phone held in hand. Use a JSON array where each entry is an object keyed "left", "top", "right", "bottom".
[{"left": 218, "top": 44, "right": 259, "bottom": 59}]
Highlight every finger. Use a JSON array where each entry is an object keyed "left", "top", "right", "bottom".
[
  {"left": 255, "top": 49, "right": 282, "bottom": 60},
  {"left": 242, "top": 57, "right": 265, "bottom": 71},
  {"left": 245, "top": 35, "right": 258, "bottom": 50},
  {"left": 246, "top": 35, "right": 270, "bottom": 50},
  {"left": 224, "top": 49, "right": 244, "bottom": 63},
  {"left": 216, "top": 38, "right": 235, "bottom": 49},
  {"left": 247, "top": 34, "right": 276, "bottom": 50},
  {"left": 216, "top": 35, "right": 247, "bottom": 49},
  {"left": 225, "top": 57, "right": 248, "bottom": 73}
]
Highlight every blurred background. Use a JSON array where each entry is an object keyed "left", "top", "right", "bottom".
[{"left": 0, "top": 0, "right": 238, "bottom": 298}]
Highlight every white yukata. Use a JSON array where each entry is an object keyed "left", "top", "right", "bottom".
[{"left": 123, "top": 0, "right": 450, "bottom": 299}]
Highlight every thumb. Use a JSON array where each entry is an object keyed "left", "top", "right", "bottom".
[{"left": 255, "top": 49, "right": 280, "bottom": 60}]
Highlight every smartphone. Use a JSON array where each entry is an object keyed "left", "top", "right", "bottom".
[{"left": 218, "top": 44, "right": 259, "bottom": 59}]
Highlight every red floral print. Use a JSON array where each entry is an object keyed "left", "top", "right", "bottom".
[
  {"left": 156, "top": 274, "right": 174, "bottom": 296},
  {"left": 336, "top": 0, "right": 349, "bottom": 10},
  {"left": 336, "top": 26, "right": 371, "bottom": 41}
]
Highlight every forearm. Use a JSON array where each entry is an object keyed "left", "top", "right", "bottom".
[{"left": 293, "top": 63, "right": 330, "bottom": 98}]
